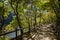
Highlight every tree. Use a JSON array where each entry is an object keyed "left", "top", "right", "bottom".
[
  {"left": 49, "top": 0, "right": 60, "bottom": 40},
  {"left": 0, "top": 0, "right": 4, "bottom": 35}
]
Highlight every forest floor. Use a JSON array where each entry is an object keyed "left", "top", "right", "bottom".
[{"left": 23, "top": 24, "right": 57, "bottom": 40}]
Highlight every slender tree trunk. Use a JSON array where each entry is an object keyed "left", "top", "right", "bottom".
[
  {"left": 28, "top": 18, "right": 31, "bottom": 34},
  {"left": 0, "top": 1, "right": 4, "bottom": 35},
  {"left": 10, "top": 0, "right": 23, "bottom": 40},
  {"left": 15, "top": 0, "right": 23, "bottom": 40},
  {"left": 56, "top": 14, "right": 60, "bottom": 40},
  {"left": 34, "top": 11, "right": 37, "bottom": 29}
]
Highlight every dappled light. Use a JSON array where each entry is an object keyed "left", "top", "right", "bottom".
[{"left": 0, "top": 0, "right": 60, "bottom": 40}]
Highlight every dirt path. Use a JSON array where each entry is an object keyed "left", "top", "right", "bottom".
[{"left": 23, "top": 24, "right": 57, "bottom": 40}]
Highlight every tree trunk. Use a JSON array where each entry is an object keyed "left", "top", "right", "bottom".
[
  {"left": 49, "top": 0, "right": 60, "bottom": 40},
  {"left": 0, "top": 1, "right": 4, "bottom": 35},
  {"left": 52, "top": 0, "right": 60, "bottom": 40},
  {"left": 15, "top": 0, "right": 23, "bottom": 40}
]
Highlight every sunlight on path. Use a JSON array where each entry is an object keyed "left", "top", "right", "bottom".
[
  {"left": 33, "top": 24, "right": 57, "bottom": 40},
  {"left": 23, "top": 24, "right": 57, "bottom": 40},
  {"left": 42, "top": 37, "right": 56, "bottom": 40},
  {"left": 43, "top": 37, "right": 51, "bottom": 40}
]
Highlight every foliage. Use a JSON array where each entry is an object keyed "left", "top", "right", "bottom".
[{"left": 0, "top": 0, "right": 57, "bottom": 39}]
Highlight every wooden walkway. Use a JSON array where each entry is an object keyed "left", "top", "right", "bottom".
[{"left": 12, "top": 24, "right": 57, "bottom": 40}]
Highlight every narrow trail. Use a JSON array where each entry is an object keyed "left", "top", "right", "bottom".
[{"left": 23, "top": 24, "right": 57, "bottom": 40}]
